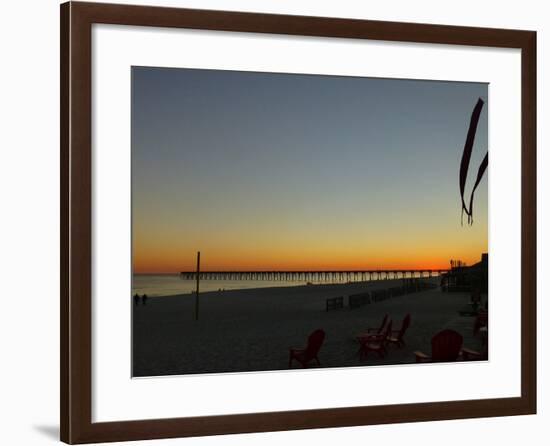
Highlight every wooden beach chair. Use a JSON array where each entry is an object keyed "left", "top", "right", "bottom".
[
  {"left": 357, "top": 320, "right": 392, "bottom": 360},
  {"left": 414, "top": 329, "right": 483, "bottom": 362},
  {"left": 387, "top": 313, "right": 411, "bottom": 348},
  {"left": 364, "top": 314, "right": 388, "bottom": 335},
  {"left": 289, "top": 329, "right": 326, "bottom": 368},
  {"left": 415, "top": 329, "right": 463, "bottom": 362}
]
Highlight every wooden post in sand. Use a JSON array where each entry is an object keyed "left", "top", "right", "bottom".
[{"left": 195, "top": 251, "right": 200, "bottom": 321}]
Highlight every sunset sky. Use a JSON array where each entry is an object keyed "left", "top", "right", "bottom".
[{"left": 132, "top": 67, "right": 488, "bottom": 273}]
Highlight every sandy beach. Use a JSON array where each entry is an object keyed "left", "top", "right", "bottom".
[{"left": 132, "top": 279, "right": 486, "bottom": 377}]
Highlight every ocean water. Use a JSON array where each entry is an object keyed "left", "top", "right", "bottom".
[{"left": 132, "top": 274, "right": 383, "bottom": 297}]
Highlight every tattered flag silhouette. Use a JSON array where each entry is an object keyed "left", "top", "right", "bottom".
[{"left": 459, "top": 98, "right": 488, "bottom": 225}]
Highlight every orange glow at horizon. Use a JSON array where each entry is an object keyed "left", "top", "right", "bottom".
[
  {"left": 133, "top": 229, "right": 488, "bottom": 273},
  {"left": 132, "top": 192, "right": 489, "bottom": 274}
]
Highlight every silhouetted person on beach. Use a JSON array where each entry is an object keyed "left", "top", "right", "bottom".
[
  {"left": 133, "top": 293, "right": 139, "bottom": 306},
  {"left": 142, "top": 294, "right": 148, "bottom": 305}
]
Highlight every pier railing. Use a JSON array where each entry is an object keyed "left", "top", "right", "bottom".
[{"left": 179, "top": 270, "right": 449, "bottom": 282}]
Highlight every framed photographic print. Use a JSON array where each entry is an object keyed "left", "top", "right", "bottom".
[{"left": 60, "top": 1, "right": 536, "bottom": 443}]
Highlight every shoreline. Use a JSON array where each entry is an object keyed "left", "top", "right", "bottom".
[{"left": 145, "top": 276, "right": 437, "bottom": 300}]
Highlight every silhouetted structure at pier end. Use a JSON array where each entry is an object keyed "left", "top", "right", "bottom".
[{"left": 441, "top": 253, "right": 488, "bottom": 293}]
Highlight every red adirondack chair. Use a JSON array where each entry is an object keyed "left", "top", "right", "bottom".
[
  {"left": 289, "top": 329, "right": 326, "bottom": 368},
  {"left": 415, "top": 329, "right": 482, "bottom": 362},
  {"left": 357, "top": 320, "right": 392, "bottom": 360},
  {"left": 365, "top": 314, "right": 389, "bottom": 335},
  {"left": 387, "top": 313, "right": 411, "bottom": 348},
  {"left": 415, "top": 329, "right": 463, "bottom": 362}
]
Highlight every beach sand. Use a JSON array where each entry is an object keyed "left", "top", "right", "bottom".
[{"left": 132, "top": 279, "right": 486, "bottom": 376}]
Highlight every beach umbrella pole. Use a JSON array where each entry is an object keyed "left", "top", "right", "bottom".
[{"left": 195, "top": 251, "right": 200, "bottom": 321}]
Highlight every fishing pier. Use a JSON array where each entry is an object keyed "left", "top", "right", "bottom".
[{"left": 179, "top": 269, "right": 448, "bottom": 282}]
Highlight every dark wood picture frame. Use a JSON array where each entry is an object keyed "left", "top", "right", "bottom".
[{"left": 60, "top": 1, "right": 537, "bottom": 443}]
